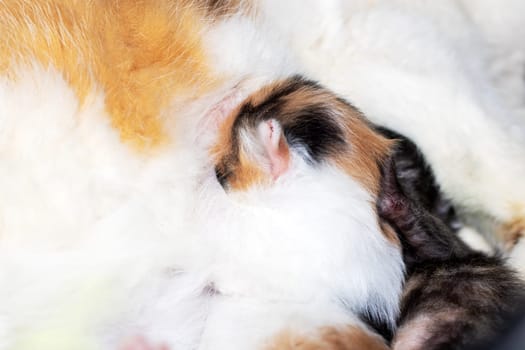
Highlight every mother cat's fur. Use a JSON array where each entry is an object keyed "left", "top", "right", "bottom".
[
  {"left": 1, "top": 2, "right": 403, "bottom": 348},
  {"left": 1, "top": 0, "right": 525, "bottom": 349}
]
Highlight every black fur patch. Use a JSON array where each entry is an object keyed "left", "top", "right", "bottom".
[
  {"left": 234, "top": 76, "right": 345, "bottom": 163},
  {"left": 375, "top": 127, "right": 461, "bottom": 231},
  {"left": 377, "top": 155, "right": 525, "bottom": 350},
  {"left": 282, "top": 104, "right": 346, "bottom": 164},
  {"left": 215, "top": 76, "right": 347, "bottom": 187},
  {"left": 358, "top": 309, "right": 394, "bottom": 343}
]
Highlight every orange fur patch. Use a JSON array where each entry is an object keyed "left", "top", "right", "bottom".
[
  {"left": 379, "top": 221, "right": 401, "bottom": 246},
  {"left": 243, "top": 80, "right": 393, "bottom": 195},
  {"left": 334, "top": 114, "right": 393, "bottom": 197},
  {"left": 267, "top": 326, "right": 389, "bottom": 350},
  {"left": 212, "top": 79, "right": 395, "bottom": 240},
  {"left": 229, "top": 149, "right": 268, "bottom": 190},
  {"left": 499, "top": 216, "right": 525, "bottom": 250},
  {"left": 0, "top": 0, "right": 219, "bottom": 149},
  {"left": 212, "top": 109, "right": 271, "bottom": 191},
  {"left": 212, "top": 108, "right": 239, "bottom": 160}
]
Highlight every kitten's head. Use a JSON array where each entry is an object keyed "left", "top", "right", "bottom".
[
  {"left": 206, "top": 76, "right": 404, "bottom": 329},
  {"left": 212, "top": 76, "right": 394, "bottom": 198}
]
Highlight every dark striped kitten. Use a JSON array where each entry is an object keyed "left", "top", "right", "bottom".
[
  {"left": 376, "top": 127, "right": 461, "bottom": 232},
  {"left": 378, "top": 155, "right": 525, "bottom": 350}
]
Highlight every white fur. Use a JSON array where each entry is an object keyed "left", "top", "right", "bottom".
[
  {"left": 135, "top": 154, "right": 403, "bottom": 348},
  {"left": 107, "top": 157, "right": 405, "bottom": 349},
  {"left": 255, "top": 0, "right": 525, "bottom": 271},
  {"left": 457, "top": 227, "right": 494, "bottom": 255},
  {"left": 3, "top": 0, "right": 525, "bottom": 348},
  {"left": 510, "top": 239, "right": 525, "bottom": 281},
  {"left": 0, "top": 65, "right": 209, "bottom": 348},
  {"left": 0, "top": 52, "right": 403, "bottom": 350}
]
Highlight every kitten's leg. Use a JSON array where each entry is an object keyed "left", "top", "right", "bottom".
[{"left": 392, "top": 311, "right": 466, "bottom": 350}]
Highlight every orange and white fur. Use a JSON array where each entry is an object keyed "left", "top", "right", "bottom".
[
  {"left": 0, "top": 1, "right": 402, "bottom": 349},
  {"left": 1, "top": 0, "right": 525, "bottom": 349}
]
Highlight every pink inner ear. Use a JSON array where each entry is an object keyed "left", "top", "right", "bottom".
[{"left": 258, "top": 119, "right": 290, "bottom": 180}]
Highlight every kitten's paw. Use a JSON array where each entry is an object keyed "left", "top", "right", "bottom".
[{"left": 118, "top": 336, "right": 170, "bottom": 350}]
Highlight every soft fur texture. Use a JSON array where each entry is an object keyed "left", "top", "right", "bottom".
[
  {"left": 269, "top": 0, "right": 525, "bottom": 259},
  {"left": 1, "top": 0, "right": 525, "bottom": 349},
  {"left": 0, "top": 3, "right": 403, "bottom": 348},
  {"left": 377, "top": 158, "right": 525, "bottom": 350},
  {"left": 211, "top": 76, "right": 404, "bottom": 348}
]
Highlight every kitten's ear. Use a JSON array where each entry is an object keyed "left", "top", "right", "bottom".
[{"left": 257, "top": 119, "right": 290, "bottom": 180}]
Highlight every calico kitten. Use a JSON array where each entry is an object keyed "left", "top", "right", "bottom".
[
  {"left": 209, "top": 76, "right": 402, "bottom": 350},
  {"left": 3, "top": 0, "right": 525, "bottom": 348},
  {"left": 103, "top": 75, "right": 405, "bottom": 350},
  {"left": 378, "top": 157, "right": 525, "bottom": 350},
  {"left": 264, "top": 0, "right": 525, "bottom": 268}
]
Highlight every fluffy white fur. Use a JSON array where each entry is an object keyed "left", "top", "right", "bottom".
[
  {"left": 0, "top": 64, "right": 203, "bottom": 348},
  {"left": 0, "top": 63, "right": 405, "bottom": 348},
  {"left": 0, "top": 46, "right": 402, "bottom": 350},
  {"left": 163, "top": 159, "right": 403, "bottom": 349},
  {"left": 2, "top": 0, "right": 525, "bottom": 348},
  {"left": 255, "top": 0, "right": 525, "bottom": 270}
]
